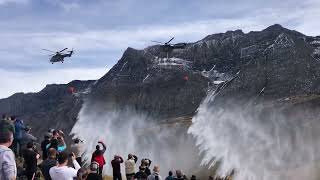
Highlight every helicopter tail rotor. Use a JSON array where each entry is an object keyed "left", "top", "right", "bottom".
[{"left": 67, "top": 48, "right": 74, "bottom": 57}]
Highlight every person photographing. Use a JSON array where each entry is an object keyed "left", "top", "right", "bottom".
[
  {"left": 70, "top": 138, "right": 84, "bottom": 166},
  {"left": 91, "top": 141, "right": 106, "bottom": 175},
  {"left": 49, "top": 152, "right": 80, "bottom": 180},
  {"left": 125, "top": 154, "right": 138, "bottom": 180},
  {"left": 47, "top": 130, "right": 66, "bottom": 153},
  {"left": 111, "top": 155, "right": 124, "bottom": 180}
]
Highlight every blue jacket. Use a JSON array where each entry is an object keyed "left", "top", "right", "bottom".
[{"left": 14, "top": 119, "right": 26, "bottom": 140}]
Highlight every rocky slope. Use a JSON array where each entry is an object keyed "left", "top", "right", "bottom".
[
  {"left": 0, "top": 80, "right": 94, "bottom": 140},
  {"left": 1, "top": 24, "right": 319, "bottom": 141}
]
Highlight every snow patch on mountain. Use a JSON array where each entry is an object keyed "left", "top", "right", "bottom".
[
  {"left": 241, "top": 45, "right": 258, "bottom": 58},
  {"left": 201, "top": 65, "right": 233, "bottom": 82},
  {"left": 120, "top": 61, "right": 128, "bottom": 71},
  {"left": 312, "top": 48, "right": 320, "bottom": 60},
  {"left": 143, "top": 74, "right": 150, "bottom": 82},
  {"left": 153, "top": 56, "right": 192, "bottom": 69},
  {"left": 311, "top": 40, "right": 320, "bottom": 45},
  {"left": 274, "top": 33, "right": 294, "bottom": 48}
]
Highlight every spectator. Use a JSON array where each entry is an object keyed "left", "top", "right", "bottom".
[
  {"left": 147, "top": 165, "right": 162, "bottom": 180},
  {"left": 87, "top": 161, "right": 103, "bottom": 180},
  {"left": 125, "top": 154, "right": 138, "bottom": 180},
  {"left": 41, "top": 133, "right": 52, "bottom": 160},
  {"left": 49, "top": 152, "right": 80, "bottom": 180},
  {"left": 0, "top": 130, "right": 16, "bottom": 180},
  {"left": 142, "top": 159, "right": 152, "bottom": 176},
  {"left": 134, "top": 166, "right": 148, "bottom": 180},
  {"left": 48, "top": 130, "right": 59, "bottom": 150},
  {"left": 111, "top": 155, "right": 124, "bottom": 180},
  {"left": 46, "top": 130, "right": 66, "bottom": 153},
  {"left": 40, "top": 148, "right": 57, "bottom": 180},
  {"left": 9, "top": 116, "right": 16, "bottom": 123},
  {"left": 20, "top": 126, "right": 37, "bottom": 154},
  {"left": 70, "top": 138, "right": 84, "bottom": 166},
  {"left": 76, "top": 167, "right": 89, "bottom": 180},
  {"left": 174, "top": 170, "right": 187, "bottom": 180},
  {"left": 23, "top": 142, "right": 40, "bottom": 180},
  {"left": 165, "top": 171, "right": 174, "bottom": 180},
  {"left": 91, "top": 141, "right": 106, "bottom": 175},
  {"left": 190, "top": 175, "right": 196, "bottom": 180},
  {"left": 1, "top": 113, "right": 7, "bottom": 121},
  {"left": 13, "top": 118, "right": 26, "bottom": 156},
  {"left": 0, "top": 118, "right": 15, "bottom": 135},
  {"left": 8, "top": 116, "right": 17, "bottom": 153}
]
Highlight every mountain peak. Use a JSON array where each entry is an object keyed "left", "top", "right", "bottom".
[{"left": 264, "top": 24, "right": 285, "bottom": 31}]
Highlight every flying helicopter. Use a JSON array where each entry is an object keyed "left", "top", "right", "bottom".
[
  {"left": 42, "top": 48, "right": 74, "bottom": 64},
  {"left": 152, "top": 37, "right": 187, "bottom": 58}
]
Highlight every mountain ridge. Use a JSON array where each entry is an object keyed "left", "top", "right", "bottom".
[{"left": 1, "top": 24, "right": 319, "bottom": 141}]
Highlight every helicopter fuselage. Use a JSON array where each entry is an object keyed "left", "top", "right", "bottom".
[
  {"left": 160, "top": 43, "right": 187, "bottom": 53},
  {"left": 50, "top": 52, "right": 73, "bottom": 63}
]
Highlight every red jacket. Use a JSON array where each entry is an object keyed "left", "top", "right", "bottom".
[
  {"left": 92, "top": 151, "right": 105, "bottom": 167},
  {"left": 91, "top": 142, "right": 106, "bottom": 167}
]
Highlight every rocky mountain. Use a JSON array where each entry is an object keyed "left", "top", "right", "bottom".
[
  {"left": 0, "top": 80, "right": 94, "bottom": 140},
  {"left": 1, "top": 24, "right": 319, "bottom": 141}
]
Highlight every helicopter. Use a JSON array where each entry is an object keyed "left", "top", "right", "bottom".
[
  {"left": 152, "top": 37, "right": 187, "bottom": 59},
  {"left": 42, "top": 48, "right": 74, "bottom": 64}
]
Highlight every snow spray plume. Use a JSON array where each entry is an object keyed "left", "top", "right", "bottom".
[
  {"left": 71, "top": 101, "right": 207, "bottom": 176},
  {"left": 188, "top": 92, "right": 320, "bottom": 180}
]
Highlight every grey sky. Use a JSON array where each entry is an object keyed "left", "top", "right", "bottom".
[{"left": 0, "top": 0, "right": 319, "bottom": 98}]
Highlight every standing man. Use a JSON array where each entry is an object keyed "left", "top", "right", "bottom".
[
  {"left": 142, "top": 159, "right": 152, "bottom": 176},
  {"left": 20, "top": 126, "right": 37, "bottom": 154},
  {"left": 125, "top": 154, "right": 138, "bottom": 180},
  {"left": 174, "top": 170, "right": 188, "bottom": 180},
  {"left": 134, "top": 166, "right": 148, "bottom": 180},
  {"left": 13, "top": 118, "right": 26, "bottom": 156},
  {"left": 23, "top": 142, "right": 40, "bottom": 180},
  {"left": 49, "top": 152, "right": 80, "bottom": 180},
  {"left": 9, "top": 116, "right": 17, "bottom": 155},
  {"left": 70, "top": 138, "right": 83, "bottom": 166},
  {"left": 87, "top": 162, "right": 103, "bottom": 180},
  {"left": 165, "top": 171, "right": 174, "bottom": 180},
  {"left": 41, "top": 133, "right": 52, "bottom": 160},
  {"left": 0, "top": 129, "right": 16, "bottom": 180},
  {"left": 91, "top": 141, "right": 106, "bottom": 175},
  {"left": 46, "top": 130, "right": 66, "bottom": 153},
  {"left": 147, "top": 166, "right": 162, "bottom": 180},
  {"left": 40, "top": 148, "right": 57, "bottom": 180},
  {"left": 111, "top": 155, "right": 124, "bottom": 180}
]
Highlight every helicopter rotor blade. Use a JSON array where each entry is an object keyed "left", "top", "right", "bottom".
[
  {"left": 151, "top": 41, "right": 164, "bottom": 44},
  {"left": 59, "top": 48, "right": 68, "bottom": 52},
  {"left": 166, "top": 37, "right": 174, "bottom": 44},
  {"left": 42, "top": 49, "right": 56, "bottom": 53}
]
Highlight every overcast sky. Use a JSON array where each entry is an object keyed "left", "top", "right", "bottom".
[{"left": 0, "top": 0, "right": 319, "bottom": 98}]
